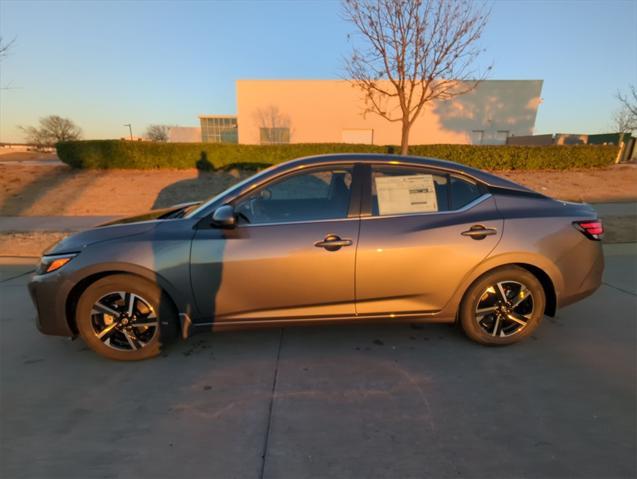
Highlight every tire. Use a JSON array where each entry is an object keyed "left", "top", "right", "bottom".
[
  {"left": 459, "top": 266, "right": 545, "bottom": 346},
  {"left": 75, "top": 274, "right": 178, "bottom": 361}
]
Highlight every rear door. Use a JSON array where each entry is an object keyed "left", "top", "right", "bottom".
[{"left": 355, "top": 164, "right": 503, "bottom": 316}]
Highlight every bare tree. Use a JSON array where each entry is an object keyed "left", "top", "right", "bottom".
[
  {"left": 1, "top": 36, "right": 17, "bottom": 90},
  {"left": 254, "top": 105, "right": 292, "bottom": 144},
  {"left": 616, "top": 85, "right": 637, "bottom": 132},
  {"left": 0, "top": 36, "right": 15, "bottom": 59},
  {"left": 343, "top": 0, "right": 490, "bottom": 154},
  {"left": 145, "top": 124, "right": 170, "bottom": 142},
  {"left": 613, "top": 107, "right": 635, "bottom": 136},
  {"left": 20, "top": 115, "right": 82, "bottom": 149}
]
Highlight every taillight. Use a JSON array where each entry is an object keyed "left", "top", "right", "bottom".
[{"left": 573, "top": 220, "right": 603, "bottom": 240}]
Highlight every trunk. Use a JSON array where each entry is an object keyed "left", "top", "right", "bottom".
[{"left": 400, "top": 120, "right": 411, "bottom": 155}]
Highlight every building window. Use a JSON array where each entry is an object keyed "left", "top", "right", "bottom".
[
  {"left": 470, "top": 130, "right": 484, "bottom": 145},
  {"left": 496, "top": 130, "right": 510, "bottom": 145},
  {"left": 200, "top": 117, "right": 238, "bottom": 144},
  {"left": 260, "top": 127, "right": 290, "bottom": 145}
]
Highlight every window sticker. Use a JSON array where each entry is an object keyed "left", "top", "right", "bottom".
[{"left": 375, "top": 174, "right": 438, "bottom": 215}]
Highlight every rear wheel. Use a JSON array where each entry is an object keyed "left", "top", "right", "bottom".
[
  {"left": 459, "top": 266, "right": 545, "bottom": 345},
  {"left": 75, "top": 274, "right": 178, "bottom": 360}
]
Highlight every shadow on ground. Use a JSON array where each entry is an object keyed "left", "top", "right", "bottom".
[
  {"left": 0, "top": 165, "right": 98, "bottom": 216},
  {"left": 152, "top": 156, "right": 252, "bottom": 209}
]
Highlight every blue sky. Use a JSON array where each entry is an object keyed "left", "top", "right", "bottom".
[{"left": 1, "top": 0, "right": 636, "bottom": 142}]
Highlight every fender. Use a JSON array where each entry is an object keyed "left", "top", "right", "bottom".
[
  {"left": 65, "top": 262, "right": 196, "bottom": 319},
  {"left": 437, "top": 251, "right": 563, "bottom": 319}
]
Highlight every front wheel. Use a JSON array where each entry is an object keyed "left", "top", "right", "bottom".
[
  {"left": 75, "top": 274, "right": 178, "bottom": 360},
  {"left": 459, "top": 266, "right": 545, "bottom": 345}
]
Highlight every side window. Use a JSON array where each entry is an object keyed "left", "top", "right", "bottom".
[
  {"left": 449, "top": 175, "right": 483, "bottom": 209},
  {"left": 234, "top": 167, "right": 353, "bottom": 225},
  {"left": 371, "top": 166, "right": 449, "bottom": 216},
  {"left": 371, "top": 166, "right": 484, "bottom": 216}
]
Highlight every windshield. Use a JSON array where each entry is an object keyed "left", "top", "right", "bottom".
[{"left": 185, "top": 165, "right": 278, "bottom": 218}]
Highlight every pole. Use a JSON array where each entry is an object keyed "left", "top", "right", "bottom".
[{"left": 124, "top": 123, "right": 133, "bottom": 141}]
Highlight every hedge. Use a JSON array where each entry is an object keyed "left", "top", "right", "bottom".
[{"left": 56, "top": 140, "right": 619, "bottom": 171}]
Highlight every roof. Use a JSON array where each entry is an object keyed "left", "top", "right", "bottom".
[{"left": 269, "top": 153, "right": 534, "bottom": 193}]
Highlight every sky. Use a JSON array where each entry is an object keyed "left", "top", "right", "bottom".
[{"left": 1, "top": 0, "right": 636, "bottom": 143}]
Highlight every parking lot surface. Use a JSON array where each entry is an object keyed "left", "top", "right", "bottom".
[{"left": 1, "top": 244, "right": 636, "bottom": 479}]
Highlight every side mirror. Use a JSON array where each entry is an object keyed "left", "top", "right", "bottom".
[{"left": 212, "top": 205, "right": 236, "bottom": 228}]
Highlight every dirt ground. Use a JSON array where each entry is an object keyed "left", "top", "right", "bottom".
[
  {"left": 0, "top": 151, "right": 58, "bottom": 162},
  {"left": 1, "top": 163, "right": 636, "bottom": 217},
  {"left": 0, "top": 165, "right": 251, "bottom": 216},
  {"left": 498, "top": 166, "right": 637, "bottom": 203}
]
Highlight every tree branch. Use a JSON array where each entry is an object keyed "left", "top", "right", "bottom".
[{"left": 343, "top": 0, "right": 490, "bottom": 152}]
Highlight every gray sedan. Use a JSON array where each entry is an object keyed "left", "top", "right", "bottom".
[{"left": 28, "top": 154, "right": 604, "bottom": 360}]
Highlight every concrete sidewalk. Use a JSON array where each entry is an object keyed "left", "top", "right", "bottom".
[
  {"left": 0, "top": 159, "right": 65, "bottom": 166},
  {"left": 592, "top": 201, "right": 637, "bottom": 216},
  {"left": 0, "top": 202, "right": 634, "bottom": 233}
]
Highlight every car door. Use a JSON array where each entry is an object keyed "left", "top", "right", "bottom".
[
  {"left": 355, "top": 164, "right": 503, "bottom": 316},
  {"left": 190, "top": 164, "right": 361, "bottom": 322}
]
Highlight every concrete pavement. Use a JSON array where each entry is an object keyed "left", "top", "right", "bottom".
[
  {"left": 592, "top": 202, "right": 637, "bottom": 217},
  {"left": 0, "top": 244, "right": 635, "bottom": 478}
]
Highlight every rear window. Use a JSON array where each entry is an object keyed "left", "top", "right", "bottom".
[
  {"left": 450, "top": 175, "right": 483, "bottom": 209},
  {"left": 371, "top": 166, "right": 483, "bottom": 216}
]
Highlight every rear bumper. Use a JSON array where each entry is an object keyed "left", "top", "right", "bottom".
[
  {"left": 558, "top": 242, "right": 604, "bottom": 309},
  {"left": 28, "top": 271, "right": 75, "bottom": 337}
]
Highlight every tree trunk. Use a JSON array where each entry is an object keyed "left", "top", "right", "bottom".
[
  {"left": 615, "top": 132, "right": 626, "bottom": 164},
  {"left": 400, "top": 120, "right": 411, "bottom": 155}
]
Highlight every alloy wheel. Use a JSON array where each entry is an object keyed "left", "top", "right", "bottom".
[
  {"left": 90, "top": 291, "right": 159, "bottom": 351},
  {"left": 475, "top": 281, "right": 534, "bottom": 338}
]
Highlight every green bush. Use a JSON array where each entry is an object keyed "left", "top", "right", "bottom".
[
  {"left": 406, "top": 144, "right": 618, "bottom": 169},
  {"left": 56, "top": 140, "right": 618, "bottom": 171}
]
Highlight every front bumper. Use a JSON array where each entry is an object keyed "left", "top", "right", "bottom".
[{"left": 28, "top": 270, "right": 75, "bottom": 337}]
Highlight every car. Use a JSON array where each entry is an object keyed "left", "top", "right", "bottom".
[{"left": 28, "top": 154, "right": 604, "bottom": 360}]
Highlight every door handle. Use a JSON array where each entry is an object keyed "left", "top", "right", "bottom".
[
  {"left": 314, "top": 234, "right": 353, "bottom": 251},
  {"left": 461, "top": 225, "right": 497, "bottom": 240}
]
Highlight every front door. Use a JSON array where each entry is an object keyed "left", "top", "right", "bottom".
[
  {"left": 355, "top": 164, "right": 503, "bottom": 316},
  {"left": 190, "top": 165, "right": 360, "bottom": 322}
]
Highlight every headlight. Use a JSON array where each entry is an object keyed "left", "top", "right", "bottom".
[{"left": 36, "top": 253, "right": 78, "bottom": 274}]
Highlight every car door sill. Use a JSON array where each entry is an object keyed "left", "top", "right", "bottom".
[{"left": 182, "top": 311, "right": 447, "bottom": 337}]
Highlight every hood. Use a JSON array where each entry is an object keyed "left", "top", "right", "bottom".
[
  {"left": 44, "top": 201, "right": 201, "bottom": 255},
  {"left": 45, "top": 221, "right": 158, "bottom": 255},
  {"left": 99, "top": 201, "right": 201, "bottom": 226}
]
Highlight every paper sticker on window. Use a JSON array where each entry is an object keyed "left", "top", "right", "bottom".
[{"left": 375, "top": 174, "right": 438, "bottom": 215}]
